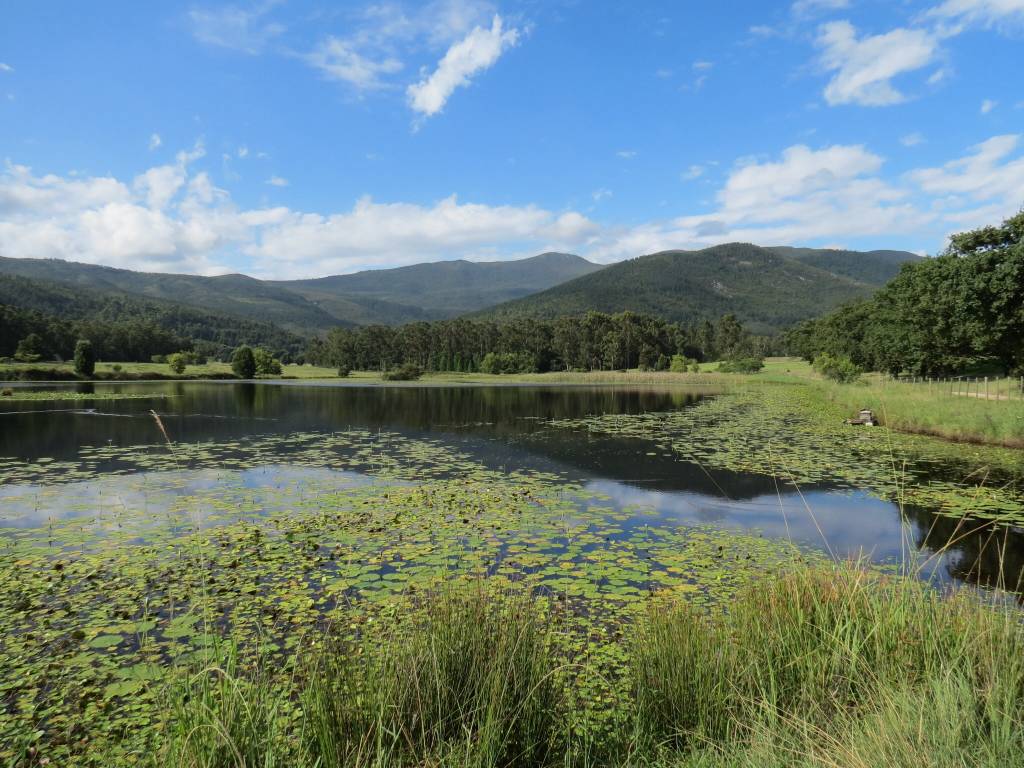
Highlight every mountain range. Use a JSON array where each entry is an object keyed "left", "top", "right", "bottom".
[{"left": 0, "top": 244, "right": 919, "bottom": 344}]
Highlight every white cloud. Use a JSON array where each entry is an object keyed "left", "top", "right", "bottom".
[
  {"left": 792, "top": 0, "right": 850, "bottom": 17},
  {"left": 407, "top": 15, "right": 519, "bottom": 117},
  {"left": 266, "top": 175, "right": 289, "bottom": 187},
  {"left": 303, "top": 0, "right": 498, "bottom": 97},
  {"left": 0, "top": 63, "right": 12, "bottom": 73},
  {"left": 592, "top": 187, "right": 612, "bottom": 201},
  {"left": 237, "top": 146, "right": 249, "bottom": 158},
  {"left": 682, "top": 165, "right": 705, "bottom": 180},
  {"left": 981, "top": 98, "right": 997, "bottom": 113},
  {"left": 188, "top": 2, "right": 285, "bottom": 54},
  {"left": 4, "top": 135, "right": 1021, "bottom": 279},
  {"left": 0, "top": 147, "right": 597, "bottom": 278},
  {"left": 901, "top": 132, "right": 925, "bottom": 146},
  {"left": 305, "top": 37, "right": 403, "bottom": 90},
  {"left": 927, "top": 0, "right": 1024, "bottom": 26},
  {"left": 693, "top": 60, "right": 713, "bottom": 70},
  {"left": 247, "top": 195, "right": 596, "bottom": 276},
  {"left": 909, "top": 134, "right": 1024, "bottom": 202},
  {"left": 816, "top": 21, "right": 939, "bottom": 106},
  {"left": 616, "top": 150, "right": 638, "bottom": 159},
  {"left": 148, "top": 133, "right": 162, "bottom": 151}
]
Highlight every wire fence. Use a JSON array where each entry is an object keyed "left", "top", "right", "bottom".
[{"left": 884, "top": 374, "right": 1024, "bottom": 402}]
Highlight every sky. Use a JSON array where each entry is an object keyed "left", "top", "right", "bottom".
[{"left": 1, "top": 0, "right": 1022, "bottom": 279}]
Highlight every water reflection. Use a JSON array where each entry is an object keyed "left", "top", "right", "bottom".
[{"left": 2, "top": 381, "right": 1022, "bottom": 595}]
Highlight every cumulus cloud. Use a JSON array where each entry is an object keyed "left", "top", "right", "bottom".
[
  {"left": 4, "top": 135, "right": 1021, "bottom": 279},
  {"left": 981, "top": 98, "right": 998, "bottom": 113},
  {"left": 816, "top": 21, "right": 939, "bottom": 106},
  {"left": 148, "top": 133, "right": 162, "bottom": 150},
  {"left": 901, "top": 132, "right": 925, "bottom": 147},
  {"left": 407, "top": 15, "right": 519, "bottom": 117},
  {"left": 265, "top": 175, "right": 289, "bottom": 187},
  {"left": 0, "top": 147, "right": 596, "bottom": 278},
  {"left": 682, "top": 165, "right": 705, "bottom": 180},
  {"left": 0, "top": 62, "right": 13, "bottom": 73}
]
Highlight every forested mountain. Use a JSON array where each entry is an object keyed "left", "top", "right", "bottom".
[
  {"left": 0, "top": 256, "right": 343, "bottom": 333},
  {"left": 0, "top": 252, "right": 602, "bottom": 331},
  {"left": 476, "top": 244, "right": 919, "bottom": 334},
  {"left": 768, "top": 247, "right": 919, "bottom": 286},
  {"left": 274, "top": 252, "right": 603, "bottom": 324},
  {"left": 0, "top": 274, "right": 306, "bottom": 359}
]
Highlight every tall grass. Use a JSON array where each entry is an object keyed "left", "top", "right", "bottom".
[
  {"left": 633, "top": 564, "right": 1024, "bottom": 766},
  {"left": 158, "top": 567, "right": 1024, "bottom": 768},
  {"left": 304, "top": 586, "right": 562, "bottom": 768},
  {"left": 160, "top": 646, "right": 304, "bottom": 768}
]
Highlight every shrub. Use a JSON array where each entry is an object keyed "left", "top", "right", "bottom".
[
  {"left": 111, "top": 364, "right": 122, "bottom": 373},
  {"left": 151, "top": 354, "right": 166, "bottom": 364},
  {"left": 717, "top": 356, "right": 764, "bottom": 373},
  {"left": 382, "top": 363, "right": 423, "bottom": 381},
  {"left": 231, "top": 345, "right": 256, "bottom": 379},
  {"left": 167, "top": 353, "right": 187, "bottom": 374},
  {"left": 73, "top": 339, "right": 96, "bottom": 377},
  {"left": 253, "top": 347, "right": 283, "bottom": 376},
  {"left": 670, "top": 354, "right": 697, "bottom": 373},
  {"left": 813, "top": 352, "right": 863, "bottom": 383},
  {"left": 479, "top": 351, "right": 538, "bottom": 374},
  {"left": 14, "top": 334, "right": 43, "bottom": 363},
  {"left": 336, "top": 366, "right": 351, "bottom": 378}
]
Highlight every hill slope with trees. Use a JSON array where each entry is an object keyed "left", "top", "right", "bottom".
[
  {"left": 0, "top": 252, "right": 603, "bottom": 331},
  {"left": 475, "top": 244, "right": 920, "bottom": 334},
  {"left": 275, "top": 252, "right": 604, "bottom": 323}
]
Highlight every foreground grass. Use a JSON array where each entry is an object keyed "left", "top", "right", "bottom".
[{"left": 152, "top": 564, "right": 1024, "bottom": 768}]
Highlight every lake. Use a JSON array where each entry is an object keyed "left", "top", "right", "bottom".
[{"left": 3, "top": 380, "right": 1020, "bottom": 592}]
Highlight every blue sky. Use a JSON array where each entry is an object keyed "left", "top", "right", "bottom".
[{"left": 1, "top": 0, "right": 1022, "bottom": 278}]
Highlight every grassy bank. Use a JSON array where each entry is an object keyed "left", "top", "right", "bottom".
[
  {"left": 0, "top": 361, "right": 341, "bottom": 381},
  {"left": 820, "top": 377, "right": 1024, "bottom": 448},
  {"left": 154, "top": 565, "right": 1024, "bottom": 768}
]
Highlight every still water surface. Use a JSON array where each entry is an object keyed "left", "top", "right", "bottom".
[{"left": 1, "top": 380, "right": 1020, "bottom": 593}]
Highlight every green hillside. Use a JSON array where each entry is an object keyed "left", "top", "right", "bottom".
[
  {"left": 769, "top": 246, "right": 919, "bottom": 285},
  {"left": 0, "top": 256, "right": 342, "bottom": 333},
  {"left": 0, "top": 273, "right": 306, "bottom": 356},
  {"left": 276, "top": 252, "right": 603, "bottom": 322},
  {"left": 0, "top": 252, "right": 602, "bottom": 330},
  {"left": 475, "top": 243, "right": 920, "bottom": 334}
]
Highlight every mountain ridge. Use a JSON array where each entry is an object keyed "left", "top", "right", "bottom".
[{"left": 474, "top": 243, "right": 921, "bottom": 334}]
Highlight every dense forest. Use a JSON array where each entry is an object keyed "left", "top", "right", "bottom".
[
  {"left": 307, "top": 311, "right": 774, "bottom": 373},
  {"left": 786, "top": 212, "right": 1024, "bottom": 376},
  {"left": 0, "top": 274, "right": 306, "bottom": 361}
]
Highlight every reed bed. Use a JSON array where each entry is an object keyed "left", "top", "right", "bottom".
[{"left": 155, "top": 564, "right": 1024, "bottom": 768}]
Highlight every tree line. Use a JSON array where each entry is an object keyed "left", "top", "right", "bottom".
[
  {"left": 785, "top": 211, "right": 1024, "bottom": 376},
  {"left": 307, "top": 311, "right": 776, "bottom": 374},
  {"left": 0, "top": 273, "right": 306, "bottom": 361},
  {"left": 1, "top": 302, "right": 302, "bottom": 364}
]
